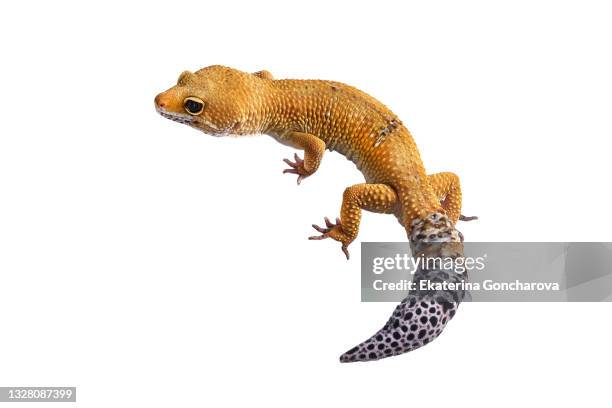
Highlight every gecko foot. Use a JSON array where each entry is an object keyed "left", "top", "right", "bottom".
[
  {"left": 308, "top": 216, "right": 352, "bottom": 260},
  {"left": 282, "top": 153, "right": 309, "bottom": 185}
]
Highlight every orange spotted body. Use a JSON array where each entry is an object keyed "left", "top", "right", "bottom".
[
  {"left": 155, "top": 65, "right": 468, "bottom": 258},
  {"left": 266, "top": 79, "right": 446, "bottom": 225}
]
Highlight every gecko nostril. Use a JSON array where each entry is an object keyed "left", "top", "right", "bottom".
[{"left": 155, "top": 94, "right": 166, "bottom": 109}]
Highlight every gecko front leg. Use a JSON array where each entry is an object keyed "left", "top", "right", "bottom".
[{"left": 277, "top": 131, "right": 326, "bottom": 185}]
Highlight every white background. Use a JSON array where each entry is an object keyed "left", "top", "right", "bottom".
[{"left": 1, "top": 1, "right": 611, "bottom": 406}]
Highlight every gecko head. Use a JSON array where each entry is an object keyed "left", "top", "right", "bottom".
[{"left": 154, "top": 65, "right": 268, "bottom": 136}]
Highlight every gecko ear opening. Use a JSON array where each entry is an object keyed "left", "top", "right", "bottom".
[{"left": 253, "top": 70, "right": 274, "bottom": 80}]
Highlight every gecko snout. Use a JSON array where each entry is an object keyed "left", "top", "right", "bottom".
[{"left": 154, "top": 93, "right": 167, "bottom": 109}]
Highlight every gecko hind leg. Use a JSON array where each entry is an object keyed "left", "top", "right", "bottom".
[
  {"left": 427, "top": 172, "right": 478, "bottom": 224},
  {"left": 309, "top": 183, "right": 398, "bottom": 260}
]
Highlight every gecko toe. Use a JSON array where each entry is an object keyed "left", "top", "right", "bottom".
[
  {"left": 342, "top": 245, "right": 350, "bottom": 260},
  {"left": 459, "top": 215, "right": 478, "bottom": 222}
]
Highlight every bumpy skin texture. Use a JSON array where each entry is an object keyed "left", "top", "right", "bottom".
[
  {"left": 155, "top": 66, "right": 469, "bottom": 251},
  {"left": 155, "top": 65, "right": 474, "bottom": 362}
]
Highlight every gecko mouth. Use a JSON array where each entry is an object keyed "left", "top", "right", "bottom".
[
  {"left": 157, "top": 108, "right": 195, "bottom": 125},
  {"left": 156, "top": 107, "right": 229, "bottom": 135}
]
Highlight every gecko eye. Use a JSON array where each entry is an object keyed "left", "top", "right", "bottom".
[{"left": 183, "top": 97, "right": 204, "bottom": 115}]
